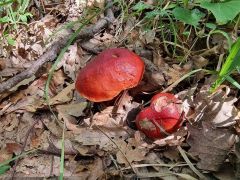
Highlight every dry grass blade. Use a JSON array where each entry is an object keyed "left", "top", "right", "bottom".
[{"left": 177, "top": 146, "right": 206, "bottom": 179}]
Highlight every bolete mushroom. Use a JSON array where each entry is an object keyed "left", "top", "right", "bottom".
[
  {"left": 135, "top": 93, "right": 182, "bottom": 139},
  {"left": 75, "top": 48, "right": 145, "bottom": 102}
]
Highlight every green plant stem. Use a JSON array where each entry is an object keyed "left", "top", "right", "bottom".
[{"left": 0, "top": 149, "right": 37, "bottom": 168}]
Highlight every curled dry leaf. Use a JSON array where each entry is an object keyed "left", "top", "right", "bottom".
[
  {"left": 153, "top": 127, "right": 187, "bottom": 147},
  {"left": 56, "top": 43, "right": 83, "bottom": 80},
  {"left": 187, "top": 122, "right": 236, "bottom": 171},
  {"left": 180, "top": 84, "right": 240, "bottom": 127}
]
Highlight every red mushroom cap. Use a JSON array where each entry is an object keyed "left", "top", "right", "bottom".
[
  {"left": 150, "top": 93, "right": 181, "bottom": 120},
  {"left": 75, "top": 48, "right": 144, "bottom": 102},
  {"left": 135, "top": 107, "right": 181, "bottom": 139},
  {"left": 135, "top": 93, "right": 183, "bottom": 139}
]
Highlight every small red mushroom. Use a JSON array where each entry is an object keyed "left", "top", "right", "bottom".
[
  {"left": 135, "top": 93, "right": 183, "bottom": 139},
  {"left": 150, "top": 92, "right": 181, "bottom": 120},
  {"left": 75, "top": 48, "right": 144, "bottom": 102}
]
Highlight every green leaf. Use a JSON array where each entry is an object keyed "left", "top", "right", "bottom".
[
  {"left": 6, "top": 35, "right": 16, "bottom": 46},
  {"left": 132, "top": 2, "right": 151, "bottom": 12},
  {"left": 172, "top": 7, "right": 205, "bottom": 27},
  {"left": 219, "top": 37, "right": 240, "bottom": 77},
  {"left": 225, "top": 75, "right": 240, "bottom": 90},
  {"left": 19, "top": 13, "right": 32, "bottom": 22},
  {"left": 19, "top": 14, "right": 27, "bottom": 22},
  {"left": 0, "top": 16, "right": 10, "bottom": 23},
  {"left": 165, "top": 3, "right": 177, "bottom": 10},
  {"left": 206, "top": 23, "right": 216, "bottom": 30},
  {"left": 182, "top": 31, "right": 190, "bottom": 36},
  {"left": 0, "top": 165, "right": 10, "bottom": 175},
  {"left": 200, "top": 0, "right": 240, "bottom": 25},
  {"left": 211, "top": 37, "right": 240, "bottom": 91},
  {"left": 0, "top": 0, "right": 13, "bottom": 6},
  {"left": 145, "top": 9, "right": 162, "bottom": 19}
]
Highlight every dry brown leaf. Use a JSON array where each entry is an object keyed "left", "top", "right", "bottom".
[
  {"left": 166, "top": 64, "right": 191, "bottom": 85},
  {"left": 72, "top": 143, "right": 93, "bottom": 156},
  {"left": 48, "top": 136, "right": 78, "bottom": 155},
  {"left": 230, "top": 141, "right": 240, "bottom": 178},
  {"left": 9, "top": 76, "right": 36, "bottom": 92},
  {"left": 192, "top": 55, "right": 209, "bottom": 68},
  {"left": 0, "top": 148, "right": 13, "bottom": 163},
  {"left": 0, "top": 67, "right": 23, "bottom": 77},
  {"left": 187, "top": 122, "right": 236, "bottom": 171},
  {"left": 180, "top": 84, "right": 240, "bottom": 127},
  {"left": 140, "top": 29, "right": 156, "bottom": 44},
  {"left": 74, "top": 127, "right": 129, "bottom": 151},
  {"left": 91, "top": 106, "right": 114, "bottom": 127},
  {"left": 163, "top": 147, "right": 180, "bottom": 162},
  {"left": 56, "top": 102, "right": 87, "bottom": 131},
  {"left": 5, "top": 143, "right": 22, "bottom": 155},
  {"left": 57, "top": 43, "right": 83, "bottom": 80},
  {"left": 56, "top": 102, "right": 87, "bottom": 117},
  {"left": 5, "top": 96, "right": 43, "bottom": 113},
  {"left": 49, "top": 83, "right": 75, "bottom": 105},
  {"left": 144, "top": 152, "right": 179, "bottom": 180},
  {"left": 0, "top": 112, "right": 33, "bottom": 149},
  {"left": 38, "top": 112, "right": 63, "bottom": 137},
  {"left": 30, "top": 130, "right": 50, "bottom": 149},
  {"left": 153, "top": 127, "right": 187, "bottom": 147},
  {"left": 91, "top": 93, "right": 140, "bottom": 128},
  {"left": 213, "top": 164, "right": 236, "bottom": 180},
  {"left": 0, "top": 113, "right": 19, "bottom": 133},
  {"left": 116, "top": 138, "right": 147, "bottom": 165},
  {"left": 51, "top": 70, "right": 66, "bottom": 90},
  {"left": 15, "top": 155, "right": 54, "bottom": 176},
  {"left": 87, "top": 158, "right": 105, "bottom": 180}
]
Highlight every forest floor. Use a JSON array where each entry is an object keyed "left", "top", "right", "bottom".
[{"left": 0, "top": 0, "right": 240, "bottom": 179}]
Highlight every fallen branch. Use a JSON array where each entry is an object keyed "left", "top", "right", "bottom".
[{"left": 0, "top": 3, "right": 114, "bottom": 94}]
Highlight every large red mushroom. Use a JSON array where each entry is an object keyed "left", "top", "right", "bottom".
[{"left": 75, "top": 48, "right": 144, "bottom": 102}]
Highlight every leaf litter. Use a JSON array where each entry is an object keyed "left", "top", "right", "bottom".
[{"left": 0, "top": 0, "right": 240, "bottom": 179}]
